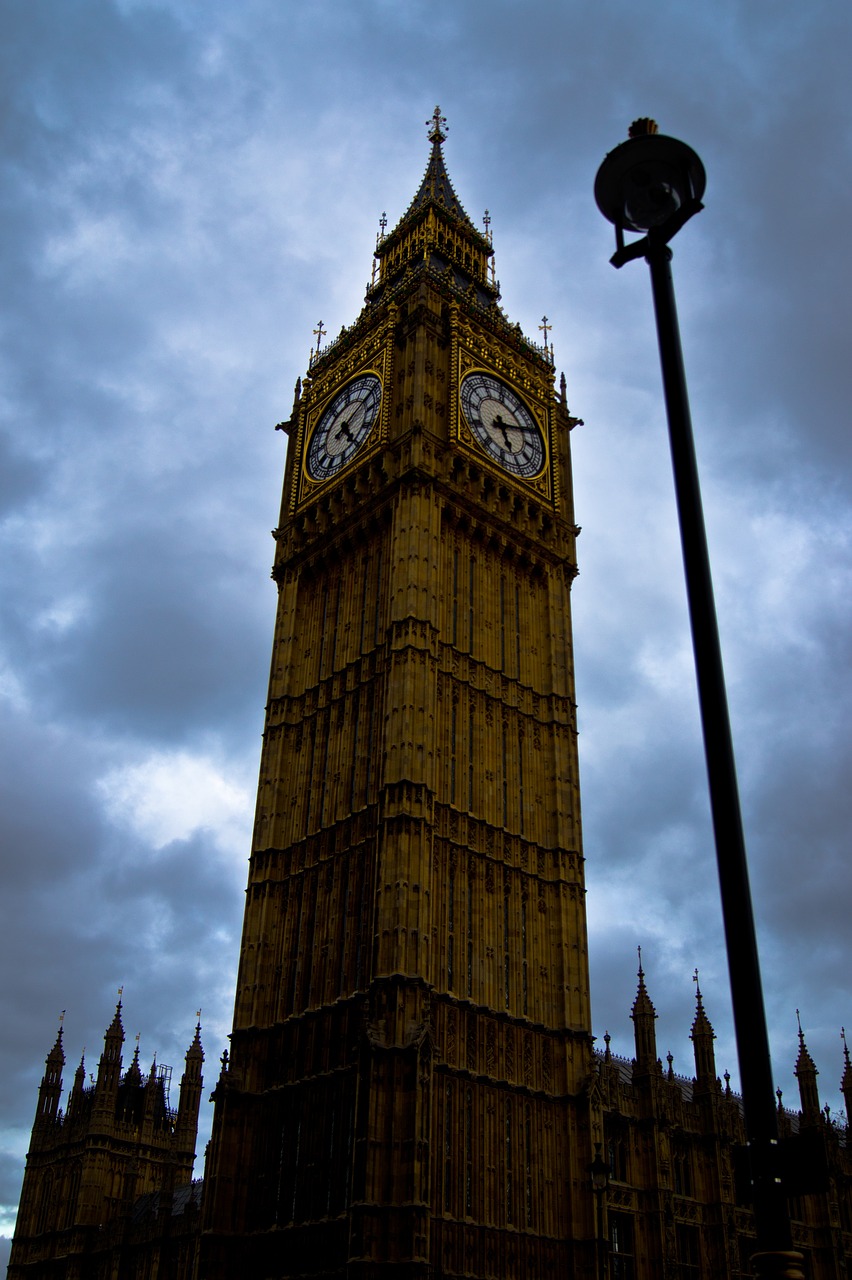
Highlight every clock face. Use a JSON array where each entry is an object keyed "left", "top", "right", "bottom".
[
  {"left": 306, "top": 374, "right": 382, "bottom": 481},
  {"left": 459, "top": 373, "right": 545, "bottom": 478}
]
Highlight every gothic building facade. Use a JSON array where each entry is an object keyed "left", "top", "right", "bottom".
[{"left": 8, "top": 111, "right": 852, "bottom": 1280}]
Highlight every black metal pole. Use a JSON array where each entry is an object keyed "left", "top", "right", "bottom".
[{"left": 644, "top": 235, "right": 801, "bottom": 1275}]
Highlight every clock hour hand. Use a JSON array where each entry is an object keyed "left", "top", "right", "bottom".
[
  {"left": 336, "top": 417, "right": 356, "bottom": 445},
  {"left": 493, "top": 414, "right": 517, "bottom": 453}
]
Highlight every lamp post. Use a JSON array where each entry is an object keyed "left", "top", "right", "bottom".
[
  {"left": 589, "top": 1142, "right": 609, "bottom": 1280},
  {"left": 594, "top": 121, "right": 804, "bottom": 1280}
]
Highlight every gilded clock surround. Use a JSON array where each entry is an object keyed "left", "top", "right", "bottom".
[{"left": 295, "top": 329, "right": 393, "bottom": 507}]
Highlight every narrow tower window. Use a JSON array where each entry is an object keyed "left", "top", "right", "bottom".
[
  {"left": 465, "top": 1086, "right": 473, "bottom": 1215},
  {"left": 451, "top": 546, "right": 459, "bottom": 646},
  {"left": 444, "top": 1083, "right": 454, "bottom": 1212},
  {"left": 521, "top": 895, "right": 529, "bottom": 1016},
  {"left": 503, "top": 884, "right": 511, "bottom": 1010},
  {"left": 467, "top": 869, "right": 474, "bottom": 998},
  {"left": 450, "top": 699, "right": 457, "bottom": 805},
  {"left": 468, "top": 703, "right": 475, "bottom": 812},
  {"left": 447, "top": 862, "right": 455, "bottom": 990}
]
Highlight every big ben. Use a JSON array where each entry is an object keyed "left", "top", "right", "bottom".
[{"left": 200, "top": 108, "right": 594, "bottom": 1279}]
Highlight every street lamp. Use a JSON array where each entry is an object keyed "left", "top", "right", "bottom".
[
  {"left": 594, "top": 120, "right": 804, "bottom": 1280},
  {"left": 589, "top": 1142, "right": 609, "bottom": 1280}
]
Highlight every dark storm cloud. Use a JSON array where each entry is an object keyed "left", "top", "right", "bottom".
[{"left": 1, "top": 0, "right": 850, "bottom": 1235}]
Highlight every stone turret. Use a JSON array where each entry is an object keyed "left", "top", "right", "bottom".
[
  {"left": 176, "top": 1020, "right": 204, "bottom": 1152},
  {"left": 631, "top": 950, "right": 660, "bottom": 1077},
  {"left": 94, "top": 998, "right": 125, "bottom": 1115},
  {"left": 34, "top": 1023, "right": 65, "bottom": 1129},
  {"left": 690, "top": 972, "right": 718, "bottom": 1093},
  {"left": 794, "top": 1012, "right": 821, "bottom": 1126}
]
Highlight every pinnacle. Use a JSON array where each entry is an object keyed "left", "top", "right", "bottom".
[
  {"left": 187, "top": 1018, "right": 204, "bottom": 1060},
  {"left": 690, "top": 969, "right": 716, "bottom": 1041},
  {"left": 795, "top": 1011, "right": 818, "bottom": 1077},
  {"left": 631, "top": 947, "right": 657, "bottom": 1020},
  {"left": 391, "top": 107, "right": 482, "bottom": 238},
  {"left": 106, "top": 996, "right": 125, "bottom": 1041},
  {"left": 48, "top": 1024, "right": 64, "bottom": 1059}
]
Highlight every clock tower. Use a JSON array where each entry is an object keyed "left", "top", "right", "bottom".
[{"left": 200, "top": 108, "right": 594, "bottom": 1279}]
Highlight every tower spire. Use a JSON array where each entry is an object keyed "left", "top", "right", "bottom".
[
  {"left": 631, "top": 947, "right": 660, "bottom": 1076},
  {"left": 367, "top": 108, "right": 497, "bottom": 311},
  {"left": 841, "top": 1029, "right": 852, "bottom": 1135},
  {"left": 794, "top": 1010, "right": 821, "bottom": 1125},
  {"left": 35, "top": 1021, "right": 65, "bottom": 1127},
  {"left": 690, "top": 969, "right": 718, "bottom": 1092}
]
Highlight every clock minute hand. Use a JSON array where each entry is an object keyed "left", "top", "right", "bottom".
[{"left": 493, "top": 414, "right": 515, "bottom": 452}]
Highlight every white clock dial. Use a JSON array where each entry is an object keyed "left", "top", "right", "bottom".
[
  {"left": 460, "top": 373, "right": 545, "bottom": 478},
  {"left": 306, "top": 374, "right": 382, "bottom": 481}
]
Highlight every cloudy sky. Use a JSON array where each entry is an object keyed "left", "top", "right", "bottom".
[{"left": 2, "top": 0, "right": 851, "bottom": 1250}]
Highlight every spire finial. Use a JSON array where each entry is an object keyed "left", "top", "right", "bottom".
[
  {"left": 637, "top": 945, "right": 644, "bottom": 978},
  {"left": 796, "top": 1008, "right": 804, "bottom": 1044},
  {"left": 427, "top": 106, "right": 447, "bottom": 146},
  {"left": 842, "top": 1027, "right": 850, "bottom": 1066}
]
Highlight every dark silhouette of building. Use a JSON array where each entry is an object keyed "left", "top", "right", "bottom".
[
  {"left": 8, "top": 1002, "right": 203, "bottom": 1278},
  {"left": 8, "top": 110, "right": 852, "bottom": 1280}
]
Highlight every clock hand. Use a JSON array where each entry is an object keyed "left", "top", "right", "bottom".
[{"left": 493, "top": 414, "right": 517, "bottom": 452}]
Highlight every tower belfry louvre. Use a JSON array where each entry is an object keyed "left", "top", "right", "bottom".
[{"left": 199, "top": 107, "right": 592, "bottom": 1278}]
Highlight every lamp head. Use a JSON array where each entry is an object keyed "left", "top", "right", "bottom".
[{"left": 595, "top": 119, "right": 706, "bottom": 237}]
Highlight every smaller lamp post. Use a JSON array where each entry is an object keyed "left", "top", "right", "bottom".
[
  {"left": 589, "top": 1142, "right": 609, "bottom": 1280},
  {"left": 594, "top": 121, "right": 804, "bottom": 1280}
]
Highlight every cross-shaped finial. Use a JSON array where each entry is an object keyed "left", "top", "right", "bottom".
[
  {"left": 312, "top": 320, "right": 326, "bottom": 357},
  {"left": 379, "top": 211, "right": 387, "bottom": 236},
  {"left": 483, "top": 209, "right": 491, "bottom": 239},
  {"left": 539, "top": 315, "right": 551, "bottom": 346},
  {"left": 427, "top": 106, "right": 447, "bottom": 145}
]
